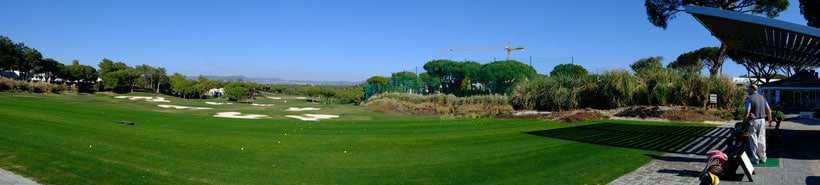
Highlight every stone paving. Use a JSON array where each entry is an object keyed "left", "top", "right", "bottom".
[
  {"left": 610, "top": 118, "right": 820, "bottom": 185},
  {"left": 722, "top": 118, "right": 820, "bottom": 185},
  {"left": 609, "top": 126, "right": 731, "bottom": 185}
]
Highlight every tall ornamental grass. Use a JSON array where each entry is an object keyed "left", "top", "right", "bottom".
[{"left": 511, "top": 69, "right": 744, "bottom": 111}]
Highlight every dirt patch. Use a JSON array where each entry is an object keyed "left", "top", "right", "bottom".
[
  {"left": 550, "top": 111, "right": 608, "bottom": 123},
  {"left": 610, "top": 106, "right": 728, "bottom": 122},
  {"left": 660, "top": 108, "right": 724, "bottom": 122},
  {"left": 613, "top": 106, "right": 664, "bottom": 118}
]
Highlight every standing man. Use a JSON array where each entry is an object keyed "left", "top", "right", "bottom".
[{"left": 745, "top": 84, "right": 772, "bottom": 164}]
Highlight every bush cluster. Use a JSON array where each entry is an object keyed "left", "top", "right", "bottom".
[
  {"left": 268, "top": 85, "right": 365, "bottom": 105},
  {"left": 361, "top": 93, "right": 513, "bottom": 118},
  {"left": 0, "top": 77, "right": 68, "bottom": 94},
  {"left": 511, "top": 69, "right": 746, "bottom": 111}
]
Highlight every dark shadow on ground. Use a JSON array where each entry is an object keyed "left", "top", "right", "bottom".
[
  {"left": 807, "top": 176, "right": 820, "bottom": 184},
  {"left": 775, "top": 129, "right": 820, "bottom": 160},
  {"left": 656, "top": 169, "right": 701, "bottom": 177},
  {"left": 787, "top": 118, "right": 820, "bottom": 126},
  {"left": 644, "top": 154, "right": 703, "bottom": 163},
  {"left": 524, "top": 123, "right": 731, "bottom": 154}
]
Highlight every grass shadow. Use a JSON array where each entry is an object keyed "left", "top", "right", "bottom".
[{"left": 524, "top": 122, "right": 731, "bottom": 154}]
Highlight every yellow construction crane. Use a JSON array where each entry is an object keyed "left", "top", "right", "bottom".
[{"left": 441, "top": 43, "right": 525, "bottom": 61}]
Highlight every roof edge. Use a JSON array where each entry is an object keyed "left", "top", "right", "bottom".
[{"left": 684, "top": 5, "right": 820, "bottom": 37}]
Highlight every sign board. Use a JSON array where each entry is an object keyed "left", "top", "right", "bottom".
[
  {"left": 740, "top": 151, "right": 755, "bottom": 181},
  {"left": 709, "top": 94, "right": 718, "bottom": 104}
]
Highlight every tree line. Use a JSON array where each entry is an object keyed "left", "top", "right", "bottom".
[
  {"left": 366, "top": 59, "right": 537, "bottom": 97},
  {"left": 0, "top": 36, "right": 274, "bottom": 102}
]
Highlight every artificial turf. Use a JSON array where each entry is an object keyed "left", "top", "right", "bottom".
[{"left": 0, "top": 92, "right": 713, "bottom": 184}]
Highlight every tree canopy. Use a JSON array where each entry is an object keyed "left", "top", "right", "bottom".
[
  {"left": 550, "top": 63, "right": 588, "bottom": 77},
  {"left": 800, "top": 0, "right": 819, "bottom": 27},
  {"left": 390, "top": 71, "right": 420, "bottom": 89},
  {"left": 64, "top": 60, "right": 98, "bottom": 83},
  {"left": 477, "top": 60, "right": 537, "bottom": 94},
  {"left": 224, "top": 81, "right": 258, "bottom": 101},
  {"left": 366, "top": 76, "right": 389, "bottom": 85},
  {"left": 422, "top": 59, "right": 481, "bottom": 95},
  {"left": 668, "top": 47, "right": 721, "bottom": 74},
  {"left": 645, "top": 0, "right": 789, "bottom": 29},
  {"left": 630, "top": 56, "right": 664, "bottom": 74}
]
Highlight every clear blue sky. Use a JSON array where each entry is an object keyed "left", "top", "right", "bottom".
[{"left": 0, "top": 0, "right": 810, "bottom": 81}]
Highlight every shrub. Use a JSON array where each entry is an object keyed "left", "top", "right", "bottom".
[
  {"left": 710, "top": 75, "right": 745, "bottom": 109},
  {"left": 362, "top": 93, "right": 513, "bottom": 118},
  {"left": 640, "top": 68, "right": 678, "bottom": 106},
  {"left": 774, "top": 110, "right": 785, "bottom": 121},
  {"left": 510, "top": 75, "right": 593, "bottom": 111},
  {"left": 510, "top": 67, "right": 743, "bottom": 112},
  {"left": 650, "top": 84, "right": 671, "bottom": 106},
  {"left": 733, "top": 107, "right": 746, "bottom": 120},
  {"left": 672, "top": 71, "right": 710, "bottom": 107},
  {"left": 0, "top": 77, "right": 65, "bottom": 94},
  {"left": 599, "top": 70, "right": 637, "bottom": 108}
]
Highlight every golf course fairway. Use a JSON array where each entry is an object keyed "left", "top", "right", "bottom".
[{"left": 0, "top": 92, "right": 713, "bottom": 184}]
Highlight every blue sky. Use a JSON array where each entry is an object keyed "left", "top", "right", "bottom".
[{"left": 0, "top": 0, "right": 810, "bottom": 81}]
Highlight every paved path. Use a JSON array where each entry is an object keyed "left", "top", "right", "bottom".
[
  {"left": 610, "top": 118, "right": 820, "bottom": 185},
  {"left": 609, "top": 126, "right": 731, "bottom": 185},
  {"left": 0, "top": 167, "right": 38, "bottom": 185},
  {"left": 721, "top": 118, "right": 820, "bottom": 185}
]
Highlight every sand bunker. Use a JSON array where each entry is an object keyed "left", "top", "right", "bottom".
[
  {"left": 251, "top": 103, "right": 274, "bottom": 107},
  {"left": 205, "top": 102, "right": 233, "bottom": 105},
  {"left": 294, "top": 97, "right": 308, "bottom": 100},
  {"left": 114, "top": 96, "right": 170, "bottom": 103},
  {"left": 266, "top": 96, "right": 283, "bottom": 100},
  {"left": 213, "top": 112, "right": 270, "bottom": 119},
  {"left": 286, "top": 107, "right": 321, "bottom": 111},
  {"left": 158, "top": 104, "right": 213, "bottom": 110},
  {"left": 285, "top": 114, "right": 339, "bottom": 121}
]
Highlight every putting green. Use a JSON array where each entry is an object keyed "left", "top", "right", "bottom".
[
  {"left": 753, "top": 157, "right": 779, "bottom": 167},
  {"left": 0, "top": 92, "right": 713, "bottom": 184}
]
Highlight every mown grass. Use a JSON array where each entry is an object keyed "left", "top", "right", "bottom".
[{"left": 0, "top": 92, "right": 712, "bottom": 184}]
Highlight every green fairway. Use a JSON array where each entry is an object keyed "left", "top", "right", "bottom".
[{"left": 0, "top": 92, "right": 713, "bottom": 184}]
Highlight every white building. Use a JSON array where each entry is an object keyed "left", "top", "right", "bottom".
[{"left": 206, "top": 88, "right": 224, "bottom": 97}]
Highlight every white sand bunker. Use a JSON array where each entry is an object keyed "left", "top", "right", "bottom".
[
  {"left": 114, "top": 96, "right": 170, "bottom": 103},
  {"left": 294, "top": 97, "right": 308, "bottom": 100},
  {"left": 158, "top": 104, "right": 213, "bottom": 110},
  {"left": 214, "top": 112, "right": 270, "bottom": 119},
  {"left": 285, "top": 114, "right": 339, "bottom": 121},
  {"left": 251, "top": 103, "right": 274, "bottom": 107},
  {"left": 286, "top": 107, "right": 321, "bottom": 111},
  {"left": 205, "top": 101, "right": 233, "bottom": 105},
  {"left": 266, "top": 96, "right": 283, "bottom": 100}
]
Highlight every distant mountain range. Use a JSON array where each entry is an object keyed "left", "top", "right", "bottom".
[{"left": 188, "top": 75, "right": 363, "bottom": 86}]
